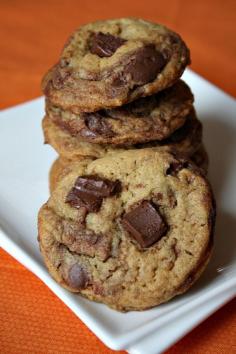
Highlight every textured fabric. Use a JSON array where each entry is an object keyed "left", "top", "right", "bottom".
[
  {"left": 0, "top": 1, "right": 236, "bottom": 353},
  {"left": 1, "top": 249, "right": 235, "bottom": 354}
]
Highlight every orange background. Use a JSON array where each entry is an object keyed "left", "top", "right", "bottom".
[{"left": 0, "top": 1, "right": 236, "bottom": 353}]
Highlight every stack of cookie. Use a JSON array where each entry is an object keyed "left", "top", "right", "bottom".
[{"left": 38, "top": 18, "right": 215, "bottom": 311}]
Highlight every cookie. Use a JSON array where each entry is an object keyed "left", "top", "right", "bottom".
[
  {"left": 49, "top": 157, "right": 72, "bottom": 194},
  {"left": 38, "top": 148, "right": 215, "bottom": 311},
  {"left": 49, "top": 144, "right": 208, "bottom": 193},
  {"left": 46, "top": 80, "right": 193, "bottom": 145},
  {"left": 191, "top": 144, "right": 209, "bottom": 175},
  {"left": 42, "top": 18, "right": 190, "bottom": 112},
  {"left": 49, "top": 157, "right": 92, "bottom": 193},
  {"left": 43, "top": 109, "right": 202, "bottom": 160}
]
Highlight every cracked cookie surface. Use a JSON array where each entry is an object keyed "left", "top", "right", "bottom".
[
  {"left": 46, "top": 80, "right": 193, "bottom": 145},
  {"left": 43, "top": 109, "right": 202, "bottom": 160},
  {"left": 42, "top": 18, "right": 190, "bottom": 112},
  {"left": 38, "top": 148, "right": 215, "bottom": 311}
]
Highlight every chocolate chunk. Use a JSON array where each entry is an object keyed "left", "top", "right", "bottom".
[
  {"left": 83, "top": 112, "right": 115, "bottom": 137},
  {"left": 74, "top": 175, "right": 121, "bottom": 197},
  {"left": 66, "top": 187, "right": 102, "bottom": 212},
  {"left": 66, "top": 175, "right": 121, "bottom": 212},
  {"left": 67, "top": 263, "right": 88, "bottom": 289},
  {"left": 62, "top": 219, "right": 112, "bottom": 261},
  {"left": 122, "top": 201, "right": 168, "bottom": 248},
  {"left": 124, "top": 45, "right": 166, "bottom": 86},
  {"left": 90, "top": 32, "right": 126, "bottom": 57}
]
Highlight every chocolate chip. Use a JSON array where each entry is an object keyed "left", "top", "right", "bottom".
[
  {"left": 90, "top": 32, "right": 126, "bottom": 57},
  {"left": 66, "top": 175, "right": 121, "bottom": 212},
  {"left": 82, "top": 112, "right": 115, "bottom": 138},
  {"left": 122, "top": 201, "right": 168, "bottom": 248},
  {"left": 124, "top": 45, "right": 166, "bottom": 86},
  {"left": 166, "top": 161, "right": 189, "bottom": 176},
  {"left": 67, "top": 263, "right": 88, "bottom": 289}
]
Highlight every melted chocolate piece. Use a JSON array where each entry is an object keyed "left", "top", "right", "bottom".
[
  {"left": 62, "top": 219, "right": 112, "bottom": 261},
  {"left": 122, "top": 201, "right": 168, "bottom": 248},
  {"left": 66, "top": 175, "right": 121, "bottom": 212},
  {"left": 74, "top": 175, "right": 121, "bottom": 197},
  {"left": 67, "top": 263, "right": 88, "bottom": 289},
  {"left": 66, "top": 187, "right": 102, "bottom": 212},
  {"left": 124, "top": 45, "right": 166, "bottom": 86},
  {"left": 82, "top": 112, "right": 115, "bottom": 137},
  {"left": 90, "top": 32, "right": 126, "bottom": 57}
]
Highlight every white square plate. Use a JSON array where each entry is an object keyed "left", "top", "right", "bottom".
[{"left": 0, "top": 69, "right": 235, "bottom": 354}]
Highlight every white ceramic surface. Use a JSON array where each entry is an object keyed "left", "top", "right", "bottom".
[{"left": 0, "top": 69, "right": 235, "bottom": 354}]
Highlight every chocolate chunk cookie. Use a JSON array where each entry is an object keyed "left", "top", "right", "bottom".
[
  {"left": 46, "top": 80, "right": 193, "bottom": 145},
  {"left": 49, "top": 144, "right": 208, "bottom": 193},
  {"left": 38, "top": 148, "right": 215, "bottom": 311},
  {"left": 43, "top": 109, "right": 202, "bottom": 160},
  {"left": 42, "top": 18, "right": 190, "bottom": 112},
  {"left": 191, "top": 144, "right": 209, "bottom": 175}
]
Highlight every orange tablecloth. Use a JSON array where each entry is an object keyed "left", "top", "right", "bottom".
[{"left": 0, "top": 1, "right": 235, "bottom": 353}]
